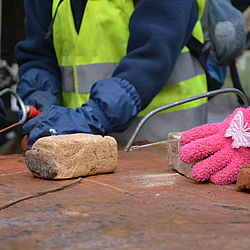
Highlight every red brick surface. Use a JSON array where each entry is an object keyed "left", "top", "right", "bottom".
[{"left": 0, "top": 147, "right": 250, "bottom": 249}]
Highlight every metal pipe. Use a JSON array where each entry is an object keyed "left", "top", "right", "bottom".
[
  {"left": 124, "top": 88, "right": 249, "bottom": 152},
  {"left": 0, "top": 88, "right": 28, "bottom": 134}
]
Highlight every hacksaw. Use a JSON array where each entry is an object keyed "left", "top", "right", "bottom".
[{"left": 124, "top": 88, "right": 249, "bottom": 152}]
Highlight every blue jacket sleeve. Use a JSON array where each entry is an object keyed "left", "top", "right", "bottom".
[
  {"left": 112, "top": 0, "right": 199, "bottom": 110},
  {"left": 16, "top": 68, "right": 62, "bottom": 111},
  {"left": 15, "top": 0, "right": 62, "bottom": 111},
  {"left": 15, "top": 0, "right": 60, "bottom": 80}
]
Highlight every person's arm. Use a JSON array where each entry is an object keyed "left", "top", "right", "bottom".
[
  {"left": 15, "top": 0, "right": 62, "bottom": 111},
  {"left": 112, "top": 0, "right": 199, "bottom": 110}
]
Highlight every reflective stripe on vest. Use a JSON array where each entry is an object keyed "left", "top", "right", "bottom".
[{"left": 60, "top": 62, "right": 119, "bottom": 93}]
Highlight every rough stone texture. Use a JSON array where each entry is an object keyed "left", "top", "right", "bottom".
[
  {"left": 167, "top": 132, "right": 196, "bottom": 179},
  {"left": 25, "top": 133, "right": 118, "bottom": 179},
  {"left": 236, "top": 163, "right": 250, "bottom": 192}
]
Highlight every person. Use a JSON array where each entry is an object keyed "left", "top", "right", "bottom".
[{"left": 15, "top": 0, "right": 208, "bottom": 150}]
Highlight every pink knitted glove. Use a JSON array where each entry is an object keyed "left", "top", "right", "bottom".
[{"left": 179, "top": 107, "right": 250, "bottom": 185}]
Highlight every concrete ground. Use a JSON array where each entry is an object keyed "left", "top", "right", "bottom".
[{"left": 0, "top": 145, "right": 250, "bottom": 250}]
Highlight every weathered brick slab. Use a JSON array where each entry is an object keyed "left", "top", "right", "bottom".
[
  {"left": 25, "top": 133, "right": 118, "bottom": 179},
  {"left": 167, "top": 132, "right": 195, "bottom": 179}
]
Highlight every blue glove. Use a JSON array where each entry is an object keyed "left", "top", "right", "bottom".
[
  {"left": 22, "top": 100, "right": 112, "bottom": 149},
  {"left": 22, "top": 77, "right": 142, "bottom": 149},
  {"left": 16, "top": 68, "right": 62, "bottom": 111},
  {"left": 0, "top": 98, "right": 7, "bottom": 130}
]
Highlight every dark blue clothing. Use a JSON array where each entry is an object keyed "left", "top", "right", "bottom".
[
  {"left": 0, "top": 98, "right": 7, "bottom": 130},
  {"left": 15, "top": 0, "right": 199, "bottom": 148}
]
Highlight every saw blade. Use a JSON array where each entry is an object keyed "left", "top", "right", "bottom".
[{"left": 128, "top": 138, "right": 179, "bottom": 151}]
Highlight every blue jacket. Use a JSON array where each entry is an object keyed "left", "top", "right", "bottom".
[{"left": 15, "top": 0, "right": 199, "bottom": 146}]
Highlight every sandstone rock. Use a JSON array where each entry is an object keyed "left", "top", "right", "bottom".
[
  {"left": 167, "top": 132, "right": 196, "bottom": 179},
  {"left": 25, "top": 133, "right": 118, "bottom": 179},
  {"left": 236, "top": 163, "right": 250, "bottom": 192}
]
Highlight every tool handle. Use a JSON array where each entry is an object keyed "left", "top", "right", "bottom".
[
  {"left": 21, "top": 135, "right": 29, "bottom": 153},
  {"left": 21, "top": 106, "right": 41, "bottom": 152},
  {"left": 26, "top": 105, "right": 41, "bottom": 120}
]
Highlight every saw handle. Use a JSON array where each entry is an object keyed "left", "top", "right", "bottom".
[
  {"left": 21, "top": 106, "right": 41, "bottom": 153},
  {"left": 26, "top": 105, "right": 41, "bottom": 120}
]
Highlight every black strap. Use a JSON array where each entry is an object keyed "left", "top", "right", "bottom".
[
  {"left": 186, "top": 36, "right": 215, "bottom": 91},
  {"left": 229, "top": 61, "right": 248, "bottom": 105},
  {"left": 133, "top": 0, "right": 140, "bottom": 7},
  {"left": 186, "top": 36, "right": 209, "bottom": 75},
  {"left": 187, "top": 36, "right": 248, "bottom": 104},
  {"left": 45, "top": 0, "right": 65, "bottom": 39}
]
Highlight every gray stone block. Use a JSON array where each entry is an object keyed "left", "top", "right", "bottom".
[{"left": 167, "top": 132, "right": 195, "bottom": 179}]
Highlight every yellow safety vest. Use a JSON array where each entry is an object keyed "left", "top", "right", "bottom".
[{"left": 52, "top": 0, "right": 207, "bottom": 141}]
